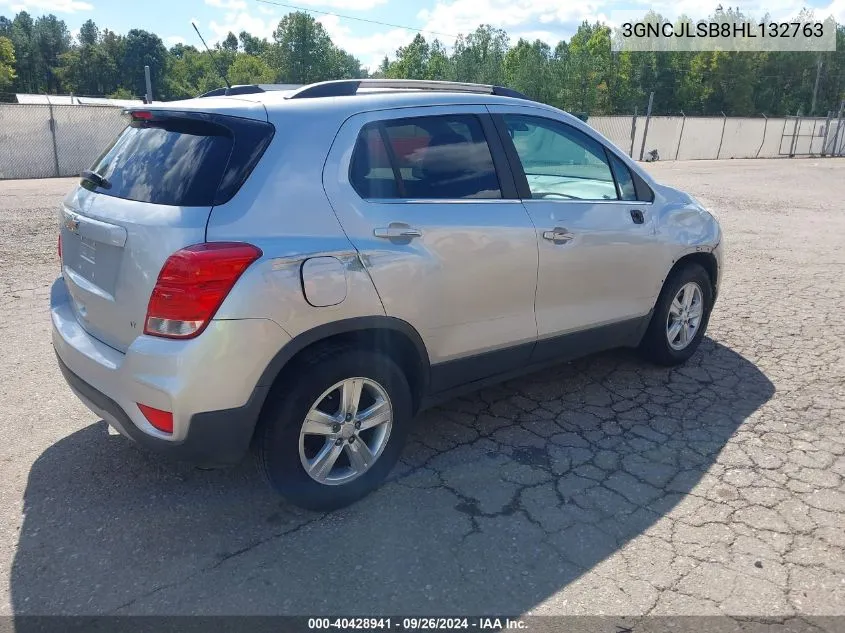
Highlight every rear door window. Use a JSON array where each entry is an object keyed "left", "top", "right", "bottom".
[
  {"left": 84, "top": 112, "right": 273, "bottom": 207},
  {"left": 349, "top": 114, "right": 502, "bottom": 200}
]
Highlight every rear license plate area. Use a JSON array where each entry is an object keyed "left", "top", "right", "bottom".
[{"left": 80, "top": 237, "right": 96, "bottom": 265}]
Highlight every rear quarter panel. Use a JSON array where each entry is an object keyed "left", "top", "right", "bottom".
[{"left": 207, "top": 104, "right": 386, "bottom": 339}]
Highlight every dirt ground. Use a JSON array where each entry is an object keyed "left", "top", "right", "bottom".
[{"left": 0, "top": 159, "right": 843, "bottom": 619}]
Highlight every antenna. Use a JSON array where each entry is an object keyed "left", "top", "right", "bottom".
[{"left": 191, "top": 21, "right": 232, "bottom": 90}]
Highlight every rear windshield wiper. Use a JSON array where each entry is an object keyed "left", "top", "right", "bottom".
[{"left": 80, "top": 170, "right": 111, "bottom": 190}]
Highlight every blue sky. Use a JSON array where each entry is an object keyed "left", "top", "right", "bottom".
[{"left": 1, "top": 0, "right": 843, "bottom": 70}]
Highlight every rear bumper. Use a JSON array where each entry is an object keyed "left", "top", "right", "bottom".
[
  {"left": 56, "top": 352, "right": 269, "bottom": 465},
  {"left": 51, "top": 276, "right": 291, "bottom": 465}
]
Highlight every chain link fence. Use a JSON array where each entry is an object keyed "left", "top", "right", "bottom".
[
  {"left": 0, "top": 103, "right": 843, "bottom": 180},
  {"left": 0, "top": 104, "right": 126, "bottom": 180}
]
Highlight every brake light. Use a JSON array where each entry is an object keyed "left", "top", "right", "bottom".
[
  {"left": 137, "top": 403, "right": 173, "bottom": 434},
  {"left": 144, "top": 242, "right": 262, "bottom": 339},
  {"left": 131, "top": 110, "right": 154, "bottom": 120},
  {"left": 58, "top": 234, "right": 62, "bottom": 261}
]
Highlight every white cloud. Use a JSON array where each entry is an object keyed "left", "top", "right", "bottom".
[
  {"left": 510, "top": 30, "right": 562, "bottom": 45},
  {"left": 165, "top": 35, "right": 186, "bottom": 46},
  {"left": 624, "top": 0, "right": 823, "bottom": 22},
  {"left": 818, "top": 0, "right": 845, "bottom": 21},
  {"left": 257, "top": 4, "right": 276, "bottom": 14},
  {"left": 204, "top": 9, "right": 407, "bottom": 70},
  {"left": 204, "top": 0, "right": 246, "bottom": 9},
  {"left": 208, "top": 12, "right": 278, "bottom": 42},
  {"left": 6, "top": 0, "right": 92, "bottom": 12},
  {"left": 276, "top": 0, "right": 387, "bottom": 9},
  {"left": 317, "top": 14, "right": 412, "bottom": 70},
  {"left": 417, "top": 0, "right": 607, "bottom": 40}
]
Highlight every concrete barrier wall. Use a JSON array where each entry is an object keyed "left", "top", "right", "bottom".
[
  {"left": 0, "top": 105, "right": 843, "bottom": 180},
  {"left": 589, "top": 116, "right": 634, "bottom": 155},
  {"left": 596, "top": 115, "right": 845, "bottom": 161}
]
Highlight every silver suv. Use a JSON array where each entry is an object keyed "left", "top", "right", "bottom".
[{"left": 52, "top": 79, "right": 723, "bottom": 510}]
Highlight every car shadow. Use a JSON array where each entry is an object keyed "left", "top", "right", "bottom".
[{"left": 11, "top": 338, "right": 774, "bottom": 616}]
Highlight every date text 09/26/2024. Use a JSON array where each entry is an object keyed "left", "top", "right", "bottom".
[{"left": 307, "top": 618, "right": 528, "bottom": 630}]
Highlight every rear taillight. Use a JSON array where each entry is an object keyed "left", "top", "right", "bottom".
[
  {"left": 137, "top": 403, "right": 173, "bottom": 434},
  {"left": 144, "top": 242, "right": 262, "bottom": 339},
  {"left": 57, "top": 234, "right": 62, "bottom": 262}
]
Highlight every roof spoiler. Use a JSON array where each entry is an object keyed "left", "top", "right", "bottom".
[{"left": 198, "top": 84, "right": 304, "bottom": 98}]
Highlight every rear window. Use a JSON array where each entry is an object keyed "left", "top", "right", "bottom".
[{"left": 83, "top": 112, "right": 274, "bottom": 207}]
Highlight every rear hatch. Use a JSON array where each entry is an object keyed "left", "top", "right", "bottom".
[{"left": 59, "top": 105, "right": 274, "bottom": 352}]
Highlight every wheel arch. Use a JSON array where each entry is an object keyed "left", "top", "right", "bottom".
[
  {"left": 663, "top": 250, "right": 719, "bottom": 300},
  {"left": 253, "top": 317, "right": 430, "bottom": 425}
]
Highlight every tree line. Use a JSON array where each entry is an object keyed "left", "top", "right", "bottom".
[{"left": 0, "top": 8, "right": 843, "bottom": 116}]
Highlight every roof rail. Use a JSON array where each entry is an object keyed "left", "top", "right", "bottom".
[
  {"left": 198, "top": 84, "right": 304, "bottom": 98},
  {"left": 287, "top": 79, "right": 531, "bottom": 101}
]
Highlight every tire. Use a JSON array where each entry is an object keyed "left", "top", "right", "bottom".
[
  {"left": 256, "top": 345, "right": 413, "bottom": 511},
  {"left": 638, "top": 262, "right": 714, "bottom": 366}
]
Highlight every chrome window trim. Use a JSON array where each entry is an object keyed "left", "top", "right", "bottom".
[
  {"left": 521, "top": 198, "right": 654, "bottom": 206},
  {"left": 361, "top": 197, "right": 517, "bottom": 205},
  {"left": 358, "top": 197, "right": 653, "bottom": 205}
]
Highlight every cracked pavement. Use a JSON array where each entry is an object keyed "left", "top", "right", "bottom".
[{"left": 0, "top": 159, "right": 843, "bottom": 617}]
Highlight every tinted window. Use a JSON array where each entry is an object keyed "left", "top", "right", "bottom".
[
  {"left": 349, "top": 125, "right": 399, "bottom": 199},
  {"left": 349, "top": 115, "right": 501, "bottom": 200},
  {"left": 503, "top": 115, "right": 617, "bottom": 201},
  {"left": 84, "top": 113, "right": 273, "bottom": 207},
  {"left": 608, "top": 153, "right": 638, "bottom": 201}
]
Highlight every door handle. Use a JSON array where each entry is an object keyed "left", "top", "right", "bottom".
[
  {"left": 630, "top": 209, "right": 645, "bottom": 224},
  {"left": 373, "top": 224, "right": 422, "bottom": 240},
  {"left": 542, "top": 227, "right": 574, "bottom": 244}
]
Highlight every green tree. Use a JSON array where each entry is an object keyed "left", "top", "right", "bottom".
[
  {"left": 0, "top": 36, "right": 16, "bottom": 91},
  {"left": 270, "top": 12, "right": 335, "bottom": 83},
  {"left": 330, "top": 48, "right": 365, "bottom": 79},
  {"left": 503, "top": 38, "right": 552, "bottom": 103},
  {"left": 227, "top": 53, "right": 275, "bottom": 85},
  {"left": 222, "top": 31, "right": 238, "bottom": 53},
  {"left": 391, "top": 34, "right": 429, "bottom": 79},
  {"left": 8, "top": 11, "right": 35, "bottom": 91},
  {"left": 239, "top": 31, "right": 269, "bottom": 57},
  {"left": 97, "top": 29, "right": 125, "bottom": 94},
  {"left": 269, "top": 12, "right": 362, "bottom": 83},
  {"left": 58, "top": 19, "right": 118, "bottom": 96},
  {"left": 452, "top": 25, "right": 508, "bottom": 85},
  {"left": 33, "top": 14, "right": 70, "bottom": 92},
  {"left": 427, "top": 39, "right": 451, "bottom": 80},
  {"left": 165, "top": 46, "right": 219, "bottom": 98},
  {"left": 122, "top": 29, "right": 167, "bottom": 98},
  {"left": 79, "top": 18, "right": 97, "bottom": 47}
]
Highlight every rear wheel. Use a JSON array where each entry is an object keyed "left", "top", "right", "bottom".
[
  {"left": 638, "top": 263, "right": 714, "bottom": 366},
  {"left": 256, "top": 346, "right": 413, "bottom": 511}
]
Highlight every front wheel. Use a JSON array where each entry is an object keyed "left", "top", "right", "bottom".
[
  {"left": 638, "top": 263, "right": 714, "bottom": 366},
  {"left": 256, "top": 347, "right": 413, "bottom": 511}
]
